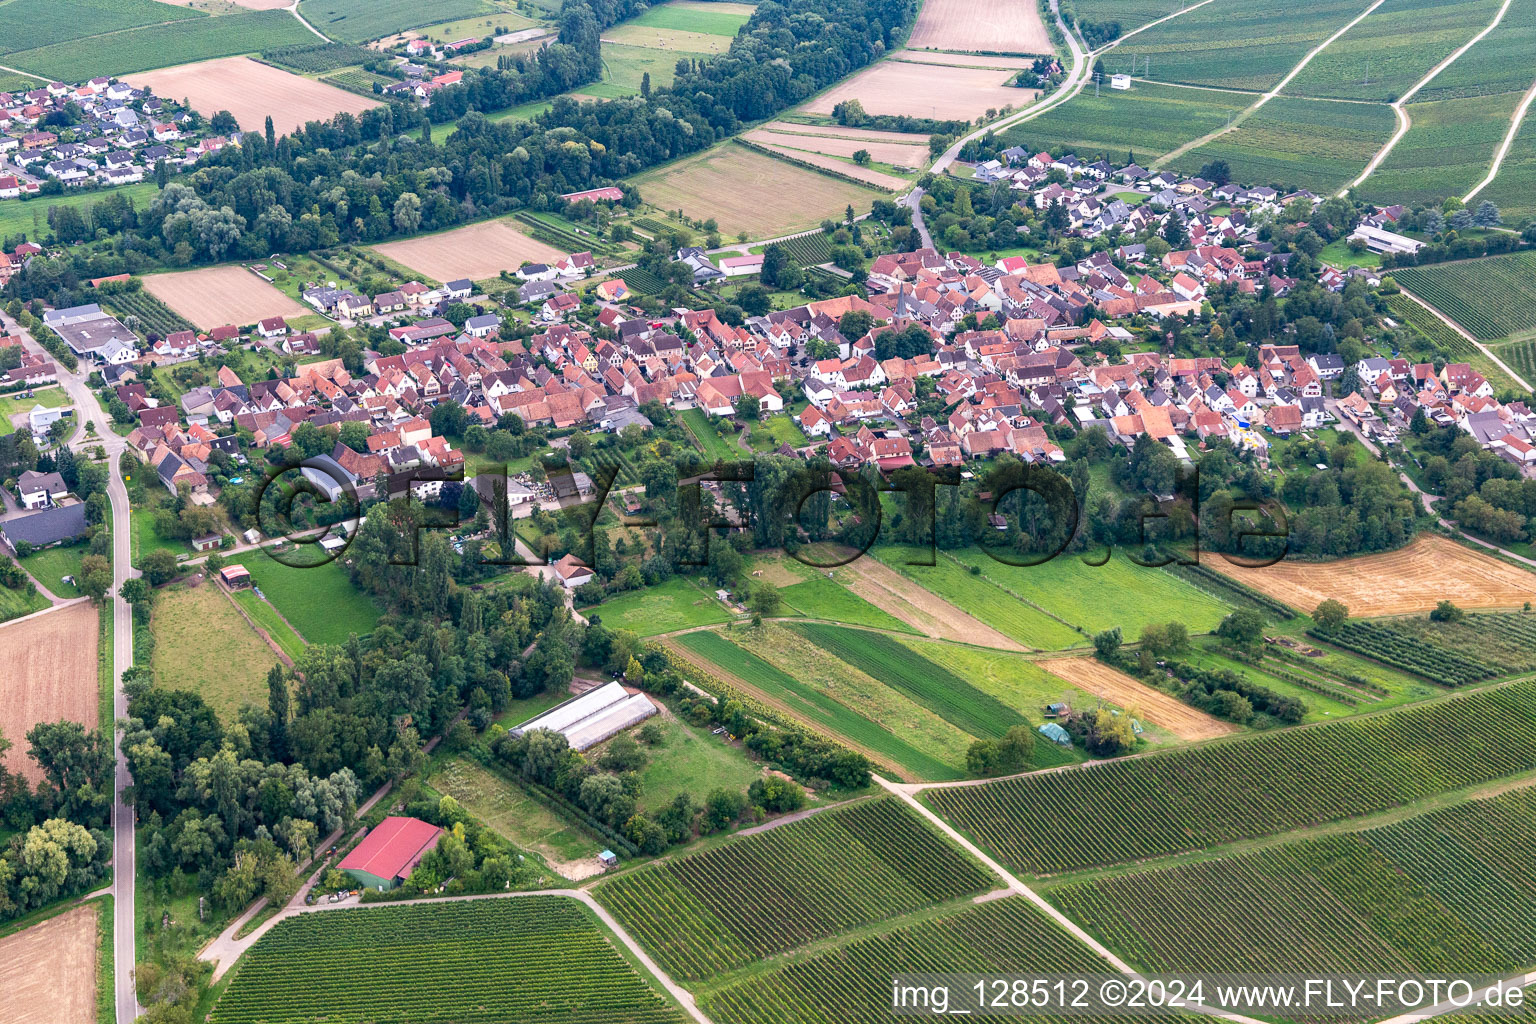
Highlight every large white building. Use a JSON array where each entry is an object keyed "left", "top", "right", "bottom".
[{"left": 511, "top": 680, "right": 658, "bottom": 751}]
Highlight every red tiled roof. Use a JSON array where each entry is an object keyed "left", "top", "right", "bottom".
[{"left": 338, "top": 816, "right": 443, "bottom": 882}]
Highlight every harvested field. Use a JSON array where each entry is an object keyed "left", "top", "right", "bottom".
[
  {"left": 1037, "top": 657, "right": 1239, "bottom": 741},
  {"left": 219, "top": 0, "right": 294, "bottom": 8},
  {"left": 758, "top": 122, "right": 935, "bottom": 145},
  {"left": 372, "top": 218, "right": 562, "bottom": 282},
  {"left": 746, "top": 125, "right": 928, "bottom": 167},
  {"left": 127, "top": 56, "right": 377, "bottom": 135},
  {"left": 890, "top": 51, "right": 1036, "bottom": 69},
  {"left": 0, "top": 601, "right": 97, "bottom": 785},
  {"left": 745, "top": 141, "right": 911, "bottom": 189},
  {"left": 143, "top": 265, "right": 309, "bottom": 331},
  {"left": 833, "top": 555, "right": 1026, "bottom": 651},
  {"left": 907, "top": 0, "right": 1050, "bottom": 54},
  {"left": 1205, "top": 535, "right": 1536, "bottom": 617},
  {"left": 629, "top": 142, "right": 880, "bottom": 237},
  {"left": 804, "top": 60, "right": 1034, "bottom": 121},
  {"left": 0, "top": 905, "right": 97, "bottom": 1024}
]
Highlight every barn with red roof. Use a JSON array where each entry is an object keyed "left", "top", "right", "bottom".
[{"left": 337, "top": 816, "right": 444, "bottom": 891}]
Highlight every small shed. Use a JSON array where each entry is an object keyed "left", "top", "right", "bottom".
[
  {"left": 598, "top": 849, "right": 618, "bottom": 868},
  {"left": 1038, "top": 722, "right": 1072, "bottom": 746},
  {"left": 219, "top": 564, "right": 251, "bottom": 590}
]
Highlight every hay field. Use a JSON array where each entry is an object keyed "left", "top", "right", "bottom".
[
  {"left": 143, "top": 265, "right": 309, "bottom": 330},
  {"left": 128, "top": 56, "right": 378, "bottom": 134},
  {"left": 629, "top": 142, "right": 880, "bottom": 237},
  {"left": 747, "top": 124, "right": 928, "bottom": 166},
  {"left": 805, "top": 60, "right": 1033, "bottom": 121},
  {"left": 151, "top": 581, "right": 280, "bottom": 721},
  {"left": 1038, "top": 657, "right": 1239, "bottom": 741},
  {"left": 603, "top": 22, "right": 738, "bottom": 54},
  {"left": 0, "top": 601, "right": 97, "bottom": 785},
  {"left": 0, "top": 905, "right": 98, "bottom": 1024},
  {"left": 1206, "top": 535, "right": 1536, "bottom": 617},
  {"left": 907, "top": 0, "right": 1051, "bottom": 54},
  {"left": 372, "top": 218, "right": 563, "bottom": 282}
]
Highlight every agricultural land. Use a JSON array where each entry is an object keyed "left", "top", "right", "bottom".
[
  {"left": 141, "top": 266, "right": 311, "bottom": 330},
  {"left": 149, "top": 580, "right": 280, "bottom": 721},
  {"left": 0, "top": 904, "right": 99, "bottom": 1024},
  {"left": 0, "top": 602, "right": 98, "bottom": 785},
  {"left": 127, "top": 57, "right": 380, "bottom": 135},
  {"left": 371, "top": 218, "right": 564, "bottom": 283}
]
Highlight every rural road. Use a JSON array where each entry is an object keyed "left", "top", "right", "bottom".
[
  {"left": 1341, "top": 0, "right": 1515, "bottom": 196},
  {"left": 286, "top": 0, "right": 329, "bottom": 41},
  {"left": 8, "top": 310, "right": 145, "bottom": 1024},
  {"left": 1464, "top": 73, "right": 1536, "bottom": 203},
  {"left": 199, "top": 888, "right": 713, "bottom": 1024}
]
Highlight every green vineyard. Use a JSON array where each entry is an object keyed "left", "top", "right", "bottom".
[
  {"left": 323, "top": 69, "right": 394, "bottom": 95},
  {"left": 928, "top": 680, "right": 1536, "bottom": 876},
  {"left": 775, "top": 230, "right": 833, "bottom": 266},
  {"left": 211, "top": 897, "right": 684, "bottom": 1024},
  {"left": 594, "top": 797, "right": 993, "bottom": 980},
  {"left": 1384, "top": 293, "right": 1475, "bottom": 357},
  {"left": 1393, "top": 252, "right": 1536, "bottom": 341},
  {"left": 1048, "top": 787, "right": 1536, "bottom": 1003},
  {"left": 701, "top": 897, "right": 1116, "bottom": 1024},
  {"left": 262, "top": 41, "right": 377, "bottom": 73},
  {"left": 788, "top": 622, "right": 1030, "bottom": 739},
  {"left": 103, "top": 289, "right": 193, "bottom": 338}
]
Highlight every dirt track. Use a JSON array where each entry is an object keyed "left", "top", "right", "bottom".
[
  {"left": 835, "top": 557, "right": 1027, "bottom": 651},
  {"left": 0, "top": 601, "right": 98, "bottom": 785},
  {"left": 0, "top": 904, "right": 97, "bottom": 1024},
  {"left": 1205, "top": 534, "right": 1536, "bottom": 617},
  {"left": 1038, "top": 657, "right": 1238, "bottom": 741}
]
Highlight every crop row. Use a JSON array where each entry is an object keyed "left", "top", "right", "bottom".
[
  {"left": 702, "top": 897, "right": 1119, "bottom": 1024},
  {"left": 0, "top": 0, "right": 202, "bottom": 57},
  {"left": 211, "top": 897, "right": 683, "bottom": 1024},
  {"left": 1162, "top": 561, "right": 1295, "bottom": 620},
  {"left": 5, "top": 10, "right": 314, "bottom": 79},
  {"left": 1383, "top": 294, "right": 1474, "bottom": 357},
  {"left": 927, "top": 680, "right": 1536, "bottom": 875},
  {"left": 323, "top": 69, "right": 393, "bottom": 96},
  {"left": 1392, "top": 252, "right": 1536, "bottom": 341},
  {"left": 1309, "top": 621, "right": 1497, "bottom": 686},
  {"left": 789, "top": 622, "right": 1029, "bottom": 739},
  {"left": 105, "top": 290, "right": 193, "bottom": 338},
  {"left": 595, "top": 797, "right": 993, "bottom": 980},
  {"left": 775, "top": 230, "right": 832, "bottom": 266},
  {"left": 1048, "top": 787, "right": 1536, "bottom": 1018},
  {"left": 263, "top": 41, "right": 377, "bottom": 73}
]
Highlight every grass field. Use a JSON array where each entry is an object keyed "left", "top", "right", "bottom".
[
  {"left": 1169, "top": 96, "right": 1397, "bottom": 194},
  {"left": 429, "top": 756, "right": 598, "bottom": 873},
  {"left": 671, "top": 628, "right": 965, "bottom": 781},
  {"left": 1112, "top": 0, "right": 1377, "bottom": 92},
  {"left": 1356, "top": 92, "right": 1524, "bottom": 207},
  {"left": 676, "top": 407, "right": 743, "bottom": 462},
  {"left": 590, "top": 576, "right": 734, "bottom": 636},
  {"left": 595, "top": 797, "right": 994, "bottom": 981},
  {"left": 616, "top": 713, "right": 765, "bottom": 815},
  {"left": 1390, "top": 252, "right": 1536, "bottom": 339},
  {"left": 1048, "top": 787, "right": 1536, "bottom": 994},
  {"left": 1002, "top": 81, "right": 1251, "bottom": 164},
  {"left": 874, "top": 546, "right": 1086, "bottom": 650},
  {"left": 927, "top": 678, "right": 1536, "bottom": 876},
  {"left": 777, "top": 575, "right": 916, "bottom": 633},
  {"left": 628, "top": 1, "right": 751, "bottom": 35},
  {"left": 129, "top": 507, "right": 192, "bottom": 564},
  {"left": 0, "top": 386, "right": 70, "bottom": 435},
  {"left": 1283, "top": 0, "right": 1503, "bottom": 101},
  {"left": 0, "top": 581, "right": 49, "bottom": 623},
  {"left": 230, "top": 588, "right": 305, "bottom": 662},
  {"left": 296, "top": 0, "right": 496, "bottom": 42},
  {"left": 0, "top": 182, "right": 159, "bottom": 245},
  {"left": 5, "top": 10, "right": 316, "bottom": 79},
  {"left": 151, "top": 582, "right": 278, "bottom": 721},
  {"left": 210, "top": 898, "right": 685, "bottom": 1024},
  {"left": 228, "top": 553, "right": 380, "bottom": 646},
  {"left": 19, "top": 543, "right": 88, "bottom": 599},
  {"left": 629, "top": 142, "right": 880, "bottom": 238},
  {"left": 945, "top": 548, "right": 1233, "bottom": 640}
]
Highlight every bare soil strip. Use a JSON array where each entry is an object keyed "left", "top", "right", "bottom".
[
  {"left": 833, "top": 557, "right": 1027, "bottom": 651},
  {"left": 0, "top": 904, "right": 97, "bottom": 1024},
  {"left": 1038, "top": 657, "right": 1239, "bottom": 741}
]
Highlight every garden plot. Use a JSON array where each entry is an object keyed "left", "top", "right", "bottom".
[{"left": 1037, "top": 657, "right": 1239, "bottom": 741}]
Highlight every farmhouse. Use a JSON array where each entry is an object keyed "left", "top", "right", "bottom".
[{"left": 338, "top": 816, "right": 445, "bottom": 891}]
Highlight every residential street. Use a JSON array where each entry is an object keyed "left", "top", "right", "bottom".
[{"left": 7, "top": 311, "right": 143, "bottom": 1024}]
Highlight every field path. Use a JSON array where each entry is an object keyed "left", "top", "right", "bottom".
[
  {"left": 1342, "top": 0, "right": 1516, "bottom": 195},
  {"left": 1153, "top": 0, "right": 1389, "bottom": 170},
  {"left": 200, "top": 889, "right": 713, "bottom": 1024},
  {"left": 1397, "top": 286, "right": 1532, "bottom": 391},
  {"left": 1464, "top": 73, "right": 1536, "bottom": 202},
  {"left": 0, "top": 62, "right": 45, "bottom": 83},
  {"left": 876, "top": 776, "right": 1272, "bottom": 1024},
  {"left": 287, "top": 0, "right": 329, "bottom": 40}
]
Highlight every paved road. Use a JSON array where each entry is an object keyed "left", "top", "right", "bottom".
[
  {"left": 199, "top": 888, "right": 713, "bottom": 1024},
  {"left": 9, "top": 312, "right": 143, "bottom": 1024}
]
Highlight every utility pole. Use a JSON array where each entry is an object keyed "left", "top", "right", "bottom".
[{"left": 1094, "top": 71, "right": 1100, "bottom": 97}]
